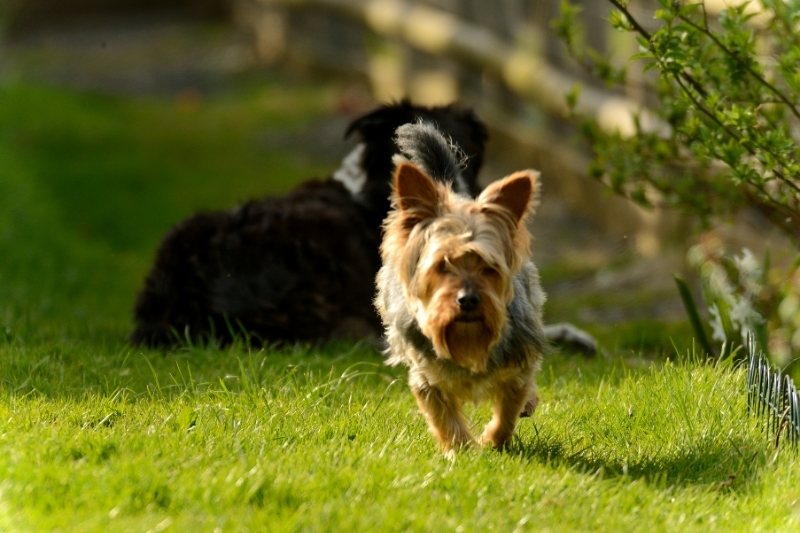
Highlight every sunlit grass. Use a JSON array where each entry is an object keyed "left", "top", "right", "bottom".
[
  {"left": 1, "top": 80, "right": 799, "bottom": 531},
  {"left": 3, "top": 341, "right": 799, "bottom": 531}
]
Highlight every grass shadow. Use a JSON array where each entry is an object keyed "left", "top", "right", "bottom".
[
  {"left": 509, "top": 428, "right": 768, "bottom": 493},
  {"left": 0, "top": 333, "right": 392, "bottom": 401}
]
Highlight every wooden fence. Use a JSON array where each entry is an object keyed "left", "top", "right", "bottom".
[
  {"left": 233, "top": 0, "right": 657, "bottom": 123},
  {"left": 233, "top": 0, "right": 672, "bottom": 250}
]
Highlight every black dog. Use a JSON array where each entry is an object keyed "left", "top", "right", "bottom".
[{"left": 131, "top": 101, "right": 487, "bottom": 347}]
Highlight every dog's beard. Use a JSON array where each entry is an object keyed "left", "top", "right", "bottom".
[
  {"left": 422, "top": 302, "right": 505, "bottom": 374},
  {"left": 443, "top": 321, "right": 498, "bottom": 373}
]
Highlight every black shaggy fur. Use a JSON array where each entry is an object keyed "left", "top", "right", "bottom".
[{"left": 131, "top": 101, "right": 488, "bottom": 347}]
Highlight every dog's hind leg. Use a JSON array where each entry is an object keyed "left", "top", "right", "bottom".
[{"left": 519, "top": 386, "right": 539, "bottom": 418}]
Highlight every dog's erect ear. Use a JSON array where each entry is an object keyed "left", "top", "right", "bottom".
[
  {"left": 393, "top": 162, "right": 441, "bottom": 213},
  {"left": 478, "top": 170, "right": 539, "bottom": 224}
]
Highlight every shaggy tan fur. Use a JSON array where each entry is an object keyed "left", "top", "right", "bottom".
[{"left": 376, "top": 162, "right": 546, "bottom": 456}]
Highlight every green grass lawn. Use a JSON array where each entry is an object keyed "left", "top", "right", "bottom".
[{"left": 1, "top": 79, "right": 799, "bottom": 532}]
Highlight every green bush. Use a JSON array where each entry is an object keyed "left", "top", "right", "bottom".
[
  {"left": 556, "top": 0, "right": 800, "bottom": 363},
  {"left": 556, "top": 0, "right": 800, "bottom": 241}
]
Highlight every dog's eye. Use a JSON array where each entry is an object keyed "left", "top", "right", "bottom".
[
  {"left": 436, "top": 260, "right": 448, "bottom": 274},
  {"left": 482, "top": 266, "right": 499, "bottom": 277}
]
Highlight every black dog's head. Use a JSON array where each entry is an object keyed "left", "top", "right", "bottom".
[{"left": 341, "top": 100, "right": 488, "bottom": 222}]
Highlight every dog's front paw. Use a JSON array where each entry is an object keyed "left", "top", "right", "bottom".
[
  {"left": 441, "top": 438, "right": 474, "bottom": 459},
  {"left": 479, "top": 421, "right": 513, "bottom": 450}
]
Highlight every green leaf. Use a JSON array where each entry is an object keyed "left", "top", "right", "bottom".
[
  {"left": 675, "top": 275, "right": 716, "bottom": 358},
  {"left": 566, "top": 84, "right": 582, "bottom": 113}
]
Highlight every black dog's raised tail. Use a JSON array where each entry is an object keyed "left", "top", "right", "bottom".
[{"left": 394, "top": 121, "right": 469, "bottom": 193}]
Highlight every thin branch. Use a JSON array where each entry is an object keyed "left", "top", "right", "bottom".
[
  {"left": 606, "top": 0, "right": 707, "bottom": 98},
  {"left": 670, "top": 70, "right": 800, "bottom": 206},
  {"left": 607, "top": 0, "right": 651, "bottom": 40},
  {"left": 700, "top": 1, "right": 710, "bottom": 32},
  {"left": 608, "top": 0, "right": 800, "bottom": 197},
  {"left": 677, "top": 12, "right": 800, "bottom": 122}
]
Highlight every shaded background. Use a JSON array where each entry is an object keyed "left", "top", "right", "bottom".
[{"left": 2, "top": 0, "right": 788, "bottom": 350}]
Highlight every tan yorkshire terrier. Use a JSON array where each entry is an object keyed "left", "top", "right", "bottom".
[{"left": 375, "top": 122, "right": 547, "bottom": 456}]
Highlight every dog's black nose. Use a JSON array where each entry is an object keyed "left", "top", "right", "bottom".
[{"left": 457, "top": 290, "right": 480, "bottom": 312}]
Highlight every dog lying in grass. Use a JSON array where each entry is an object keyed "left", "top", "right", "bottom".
[
  {"left": 131, "top": 100, "right": 596, "bottom": 357},
  {"left": 131, "top": 101, "right": 487, "bottom": 347}
]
